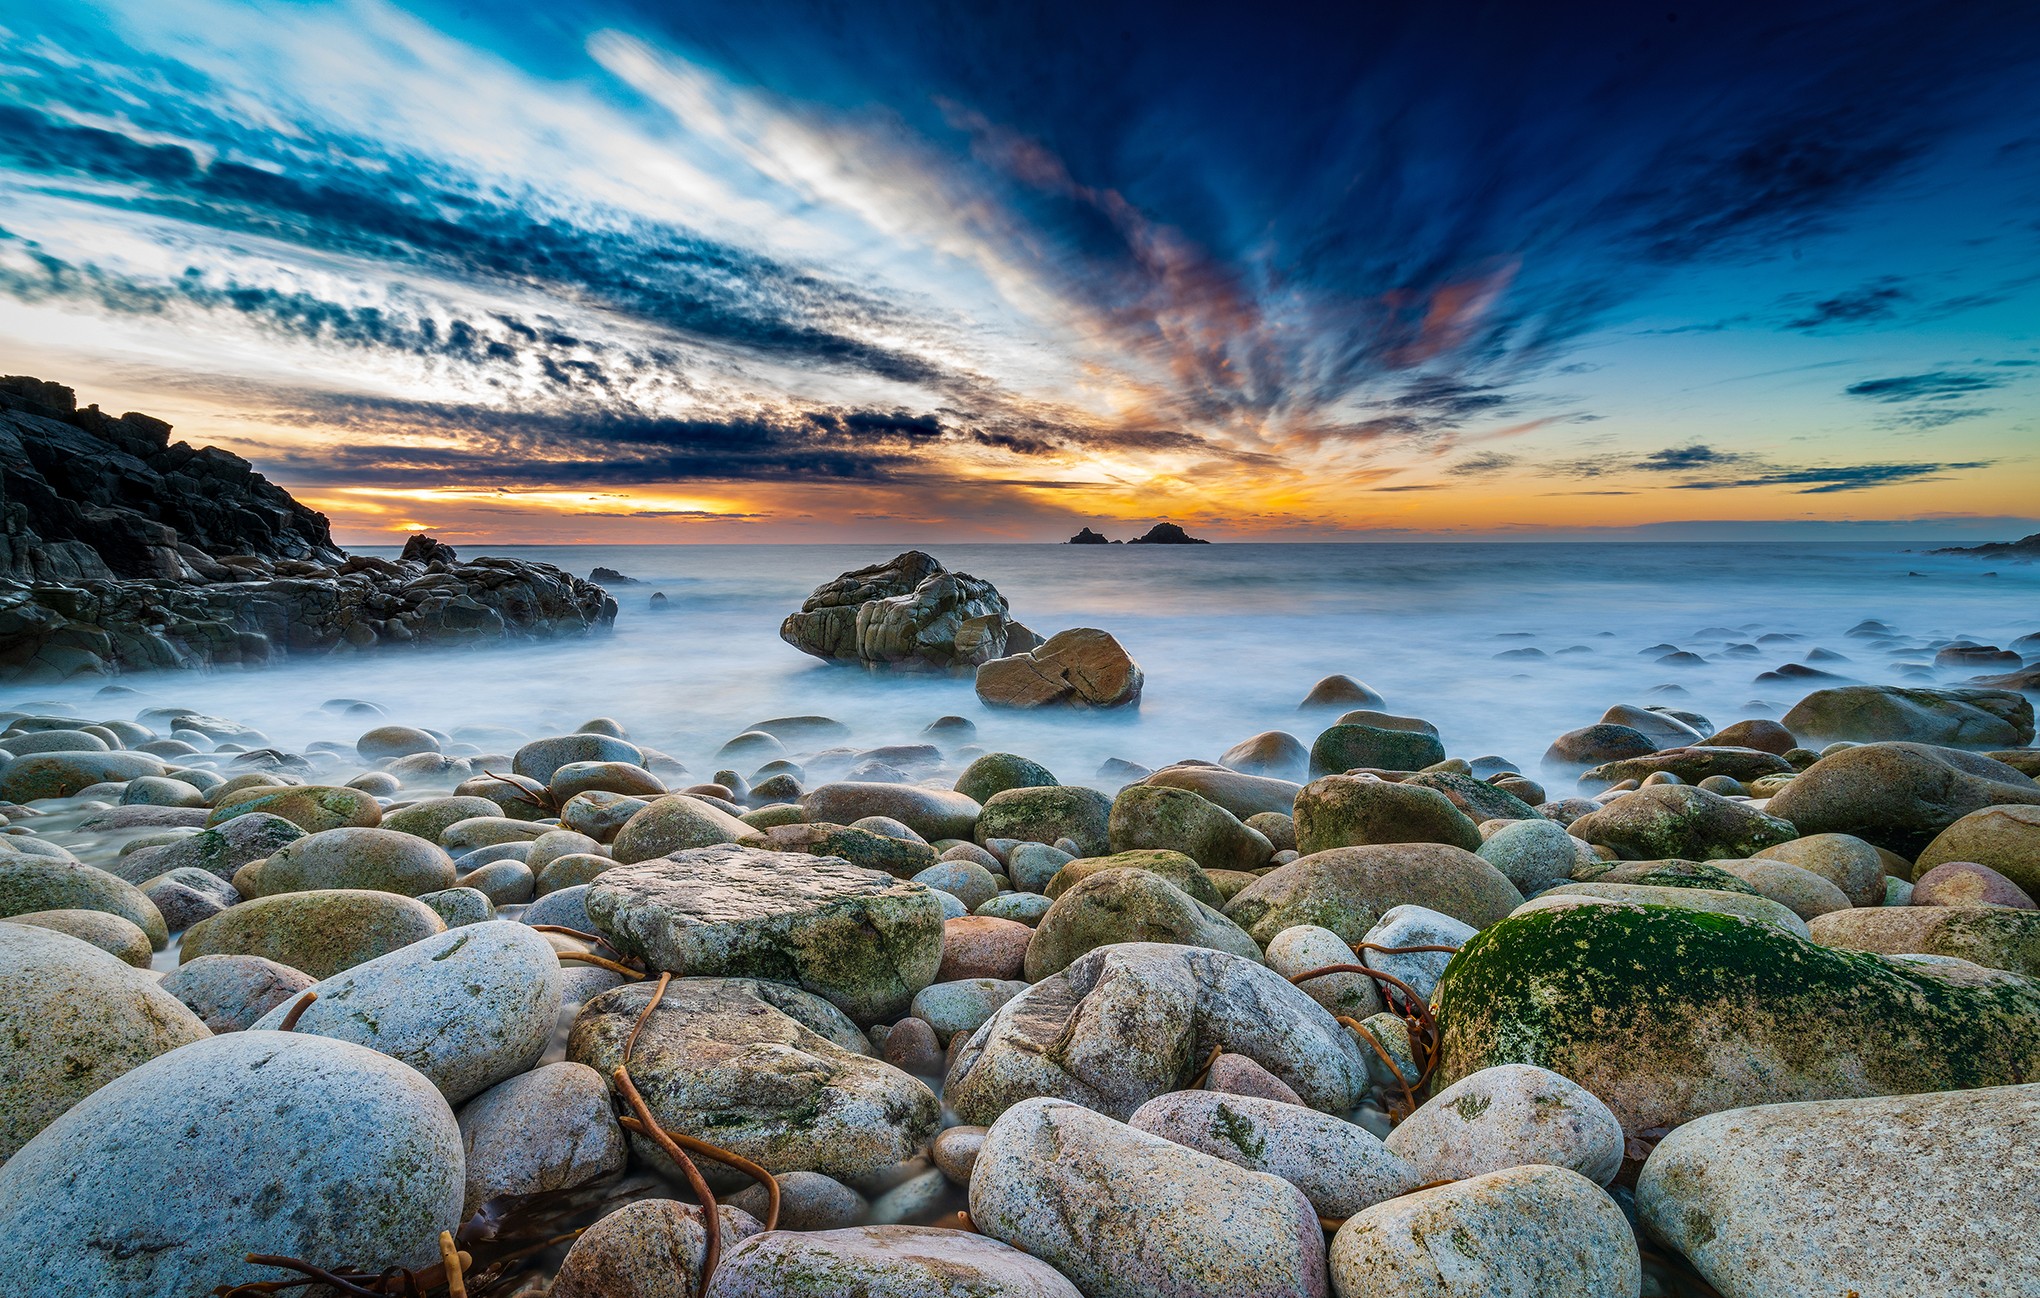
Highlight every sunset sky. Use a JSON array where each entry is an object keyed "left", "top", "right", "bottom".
[{"left": 2, "top": 0, "right": 2037, "bottom": 543}]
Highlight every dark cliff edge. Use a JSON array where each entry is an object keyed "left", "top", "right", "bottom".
[
  {"left": 1, "top": 376, "right": 617, "bottom": 683},
  {"left": 1929, "top": 533, "right": 2040, "bottom": 558}
]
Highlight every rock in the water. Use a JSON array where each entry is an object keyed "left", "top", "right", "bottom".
[
  {"left": 976, "top": 784, "right": 1112, "bottom": 856},
  {"left": 586, "top": 844, "right": 945, "bottom": 1024},
  {"left": 157, "top": 953, "right": 313, "bottom": 1032},
  {"left": 1129, "top": 1089, "right": 1419, "bottom": 1217},
  {"left": 1637, "top": 1083, "right": 2040, "bottom": 1298},
  {"left": 1224, "top": 844, "right": 1523, "bottom": 946},
  {"left": 1024, "top": 866, "right": 1263, "bottom": 979},
  {"left": 206, "top": 783, "right": 382, "bottom": 833},
  {"left": 947, "top": 942, "right": 1368, "bottom": 1125},
  {"left": 1309, "top": 724, "right": 1445, "bottom": 776},
  {"left": 107, "top": 811, "right": 304, "bottom": 884},
  {"left": 954, "top": 752, "right": 1059, "bottom": 805},
  {"left": 1543, "top": 723, "right": 1660, "bottom": 769},
  {"left": 1914, "top": 804, "right": 2040, "bottom": 896},
  {"left": 1433, "top": 901, "right": 2040, "bottom": 1132},
  {"left": 0, "top": 855, "right": 168, "bottom": 949},
  {"left": 975, "top": 627, "right": 1143, "bottom": 709},
  {"left": 1765, "top": 742, "right": 2040, "bottom": 858},
  {"left": 0, "top": 1031, "right": 463, "bottom": 1297},
  {"left": 970, "top": 1097, "right": 1327, "bottom": 1298},
  {"left": 569, "top": 977, "right": 939, "bottom": 1183},
  {"left": 456, "top": 1061, "right": 627, "bottom": 1216},
  {"left": 0, "top": 922, "right": 212, "bottom": 1159},
  {"left": 609, "top": 793, "right": 752, "bottom": 863},
  {"left": 1328, "top": 1164, "right": 1640, "bottom": 1298},
  {"left": 240, "top": 825, "right": 457, "bottom": 897},
  {"left": 781, "top": 551, "right": 1038, "bottom": 672},
  {"left": 1807, "top": 904, "right": 2040, "bottom": 977},
  {"left": 511, "top": 732, "right": 645, "bottom": 785},
  {"left": 1781, "top": 684, "right": 2034, "bottom": 747},
  {"left": 0, "top": 751, "right": 167, "bottom": 802},
  {"left": 1220, "top": 730, "right": 1311, "bottom": 782},
  {"left": 249, "top": 920, "right": 561, "bottom": 1102},
  {"left": 1383, "top": 1063, "right": 1624, "bottom": 1185},
  {"left": 1293, "top": 775, "right": 1483, "bottom": 854},
  {"left": 708, "top": 1225, "right": 1084, "bottom": 1298},
  {"left": 1107, "top": 783, "right": 1273, "bottom": 870},
  {"left": 1568, "top": 784, "right": 1796, "bottom": 861},
  {"left": 801, "top": 782, "right": 983, "bottom": 843},
  {"left": 554, "top": 1200, "right": 762, "bottom": 1298},
  {"left": 179, "top": 888, "right": 446, "bottom": 978},
  {"left": 1300, "top": 675, "right": 1385, "bottom": 710}
]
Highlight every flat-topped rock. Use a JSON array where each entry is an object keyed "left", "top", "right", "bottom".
[{"left": 587, "top": 844, "right": 945, "bottom": 1024}]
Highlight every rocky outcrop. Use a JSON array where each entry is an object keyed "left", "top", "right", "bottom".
[
  {"left": 1127, "top": 521, "right": 1210, "bottom": 544},
  {"left": 1068, "top": 527, "right": 1111, "bottom": 544},
  {"left": 1928, "top": 532, "right": 2040, "bottom": 557},
  {"left": 780, "top": 551, "right": 1042, "bottom": 672},
  {"left": 0, "top": 377, "right": 616, "bottom": 682},
  {"left": 976, "top": 628, "right": 1144, "bottom": 709}
]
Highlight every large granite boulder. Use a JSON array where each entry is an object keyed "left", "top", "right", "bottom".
[
  {"left": 946, "top": 942, "right": 1369, "bottom": 1125},
  {"left": 1781, "top": 685, "right": 2034, "bottom": 747},
  {"left": 709, "top": 1226, "right": 1083, "bottom": 1298},
  {"left": 569, "top": 977, "right": 939, "bottom": 1183},
  {"left": 1637, "top": 1084, "right": 2040, "bottom": 1298},
  {"left": 1433, "top": 901, "right": 2040, "bottom": 1132},
  {"left": 1765, "top": 742, "right": 2040, "bottom": 858},
  {"left": 1807, "top": 905, "right": 2040, "bottom": 978},
  {"left": 1224, "top": 844, "right": 1523, "bottom": 946},
  {"left": 178, "top": 889, "right": 447, "bottom": 978},
  {"left": 586, "top": 844, "right": 946, "bottom": 1024},
  {"left": 1023, "top": 867, "right": 1263, "bottom": 979},
  {"left": 1567, "top": 784, "right": 1796, "bottom": 861},
  {"left": 976, "top": 628, "right": 1143, "bottom": 709},
  {"left": 1914, "top": 804, "right": 2040, "bottom": 895},
  {"left": 780, "top": 550, "right": 1039, "bottom": 672}
]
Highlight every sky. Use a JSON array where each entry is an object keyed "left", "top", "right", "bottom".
[{"left": 1, "top": 0, "right": 2037, "bottom": 544}]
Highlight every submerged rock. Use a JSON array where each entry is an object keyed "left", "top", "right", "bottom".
[
  {"left": 1781, "top": 684, "right": 2034, "bottom": 747},
  {"left": 975, "top": 627, "right": 1144, "bottom": 709}
]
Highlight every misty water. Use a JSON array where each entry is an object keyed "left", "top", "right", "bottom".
[{"left": 7, "top": 541, "right": 2032, "bottom": 777}]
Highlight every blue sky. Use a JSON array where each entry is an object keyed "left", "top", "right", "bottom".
[{"left": 1, "top": 0, "right": 2036, "bottom": 540}]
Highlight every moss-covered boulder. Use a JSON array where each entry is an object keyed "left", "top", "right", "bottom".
[
  {"left": 105, "top": 811, "right": 304, "bottom": 885},
  {"left": 239, "top": 826, "right": 458, "bottom": 898},
  {"left": 381, "top": 796, "right": 503, "bottom": 843},
  {"left": 1293, "top": 775, "right": 1483, "bottom": 854},
  {"left": 179, "top": 889, "right": 446, "bottom": 978},
  {"left": 1045, "top": 849, "right": 1220, "bottom": 906},
  {"left": 954, "top": 753, "right": 1058, "bottom": 806},
  {"left": 207, "top": 784, "right": 382, "bottom": 833},
  {"left": 1584, "top": 860, "right": 1759, "bottom": 894},
  {"left": 1577, "top": 746, "right": 1794, "bottom": 793},
  {"left": 586, "top": 844, "right": 945, "bottom": 1024},
  {"left": 1106, "top": 784, "right": 1272, "bottom": 871},
  {"left": 975, "top": 785, "right": 1113, "bottom": 856},
  {"left": 1224, "top": 844, "right": 1523, "bottom": 946},
  {"left": 1310, "top": 724, "right": 1446, "bottom": 777},
  {"left": 0, "top": 857, "right": 168, "bottom": 949},
  {"left": 1399, "top": 771, "right": 1541, "bottom": 823},
  {"left": 1023, "top": 868, "right": 1262, "bottom": 980},
  {"left": 1433, "top": 902, "right": 2040, "bottom": 1132},
  {"left": 740, "top": 822, "right": 938, "bottom": 879},
  {"left": 1567, "top": 784, "right": 1796, "bottom": 861},
  {"left": 1525, "top": 885, "right": 1808, "bottom": 937},
  {"left": 1808, "top": 905, "right": 2040, "bottom": 978},
  {"left": 1765, "top": 743, "right": 2040, "bottom": 858}
]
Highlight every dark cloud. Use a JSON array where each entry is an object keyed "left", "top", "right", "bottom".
[
  {"left": 1447, "top": 451, "right": 1519, "bottom": 476},
  {"left": 1669, "top": 460, "right": 1990, "bottom": 493},
  {"left": 1637, "top": 444, "right": 1745, "bottom": 471},
  {"left": 1844, "top": 370, "right": 2007, "bottom": 401},
  {"left": 1782, "top": 277, "right": 1910, "bottom": 329}
]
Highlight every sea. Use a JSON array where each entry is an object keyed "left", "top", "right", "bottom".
[{"left": 6, "top": 542, "right": 2033, "bottom": 778}]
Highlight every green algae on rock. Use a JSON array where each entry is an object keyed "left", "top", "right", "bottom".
[
  {"left": 1022, "top": 867, "right": 1262, "bottom": 980},
  {"left": 206, "top": 783, "right": 383, "bottom": 833},
  {"left": 1432, "top": 901, "right": 2040, "bottom": 1133},
  {"left": 1567, "top": 784, "right": 1796, "bottom": 861},
  {"left": 1807, "top": 904, "right": 2040, "bottom": 979},
  {"left": 178, "top": 888, "right": 447, "bottom": 978}
]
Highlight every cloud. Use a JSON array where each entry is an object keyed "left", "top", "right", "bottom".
[
  {"left": 1844, "top": 370, "right": 2007, "bottom": 401},
  {"left": 1782, "top": 277, "right": 1910, "bottom": 329},
  {"left": 1668, "top": 460, "right": 1990, "bottom": 493},
  {"left": 1637, "top": 444, "right": 1745, "bottom": 471}
]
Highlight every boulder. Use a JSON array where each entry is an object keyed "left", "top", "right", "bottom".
[
  {"left": 1293, "top": 774, "right": 1483, "bottom": 854},
  {"left": 0, "top": 1032, "right": 463, "bottom": 1298},
  {"left": 1433, "top": 901, "right": 2040, "bottom": 1132},
  {"left": 511, "top": 732, "right": 645, "bottom": 785},
  {"left": 954, "top": 752, "right": 1059, "bottom": 805},
  {"left": 1045, "top": 849, "right": 1220, "bottom": 906},
  {"left": 2, "top": 907, "right": 153, "bottom": 965},
  {"left": 1328, "top": 1164, "right": 1639, "bottom": 1298},
  {"left": 1309, "top": 724, "right": 1445, "bottom": 776},
  {"left": 1224, "top": 844, "right": 1523, "bottom": 946},
  {"left": 1023, "top": 867, "right": 1263, "bottom": 979},
  {"left": 357, "top": 724, "right": 439, "bottom": 760},
  {"left": 969, "top": 1098, "right": 1327, "bottom": 1298},
  {"left": 206, "top": 783, "right": 382, "bottom": 833},
  {"left": 1400, "top": 771, "right": 1541, "bottom": 822},
  {"left": 106, "top": 810, "right": 303, "bottom": 884},
  {"left": 568, "top": 977, "right": 939, "bottom": 1183},
  {"left": 911, "top": 976, "right": 1029, "bottom": 1042},
  {"left": 456, "top": 1061, "right": 627, "bottom": 1217},
  {"left": 239, "top": 825, "right": 458, "bottom": 897},
  {"left": 1475, "top": 818, "right": 1591, "bottom": 895},
  {"left": 743, "top": 822, "right": 938, "bottom": 879},
  {"left": 1359, "top": 904, "right": 1476, "bottom": 1004},
  {"left": 976, "top": 628, "right": 1143, "bottom": 709},
  {"left": 1382, "top": 1063, "right": 1624, "bottom": 1184},
  {"left": 157, "top": 953, "right": 313, "bottom": 1032},
  {"left": 0, "top": 751, "right": 167, "bottom": 802},
  {"left": 782, "top": 551, "right": 1038, "bottom": 671},
  {"left": 1527, "top": 884, "right": 1810, "bottom": 937},
  {"left": 1567, "top": 784, "right": 1796, "bottom": 861},
  {"left": 0, "top": 923, "right": 211, "bottom": 1160},
  {"left": 1751, "top": 832, "right": 1892, "bottom": 907},
  {"left": 0, "top": 855, "right": 167, "bottom": 948},
  {"left": 1143, "top": 765, "right": 1302, "bottom": 819},
  {"left": 1702, "top": 718, "right": 1797, "bottom": 754},
  {"left": 1764, "top": 742, "right": 2040, "bottom": 857},
  {"left": 1637, "top": 1083, "right": 2040, "bottom": 1298},
  {"left": 1542, "top": 723, "right": 1659, "bottom": 769},
  {"left": 551, "top": 1200, "right": 762, "bottom": 1298},
  {"left": 1107, "top": 783, "right": 1272, "bottom": 870},
  {"left": 1911, "top": 860, "right": 2034, "bottom": 908},
  {"left": 801, "top": 782, "right": 983, "bottom": 842},
  {"left": 587, "top": 844, "right": 945, "bottom": 1025},
  {"left": 946, "top": 942, "right": 1369, "bottom": 1125},
  {"left": 1781, "top": 685, "right": 2034, "bottom": 747},
  {"left": 1264, "top": 925, "right": 1384, "bottom": 1020},
  {"left": 1601, "top": 703, "right": 1704, "bottom": 747},
  {"left": 1129, "top": 1089, "right": 1419, "bottom": 1218},
  {"left": 1299, "top": 675, "right": 1384, "bottom": 710},
  {"left": 1717, "top": 859, "right": 1853, "bottom": 919},
  {"left": 708, "top": 1225, "right": 1083, "bottom": 1298},
  {"left": 1577, "top": 746, "right": 1793, "bottom": 792},
  {"left": 249, "top": 920, "right": 561, "bottom": 1102},
  {"left": 179, "top": 889, "right": 446, "bottom": 978},
  {"left": 1220, "top": 731, "right": 1310, "bottom": 782},
  {"left": 976, "top": 785, "right": 1112, "bottom": 856},
  {"left": 609, "top": 794, "right": 752, "bottom": 863},
  {"left": 1915, "top": 804, "right": 2040, "bottom": 895},
  {"left": 1808, "top": 905, "right": 2040, "bottom": 978}
]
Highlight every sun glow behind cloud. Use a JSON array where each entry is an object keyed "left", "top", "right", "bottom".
[{"left": 0, "top": 0, "right": 2036, "bottom": 541}]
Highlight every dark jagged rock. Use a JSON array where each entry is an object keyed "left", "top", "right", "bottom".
[
  {"left": 0, "top": 377, "right": 617, "bottom": 682},
  {"left": 1929, "top": 533, "right": 2040, "bottom": 558},
  {"left": 779, "top": 550, "right": 1041, "bottom": 672},
  {"left": 589, "top": 566, "right": 641, "bottom": 584},
  {"left": 1067, "top": 527, "right": 1111, "bottom": 545},
  {"left": 1126, "top": 521, "right": 1211, "bottom": 545}
]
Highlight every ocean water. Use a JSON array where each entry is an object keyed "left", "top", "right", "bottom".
[{"left": 7, "top": 542, "right": 2034, "bottom": 778}]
